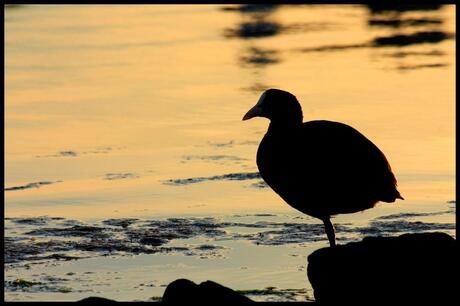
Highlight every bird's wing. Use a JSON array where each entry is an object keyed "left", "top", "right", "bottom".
[{"left": 293, "top": 120, "right": 399, "bottom": 199}]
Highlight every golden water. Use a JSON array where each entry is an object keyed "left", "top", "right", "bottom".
[{"left": 4, "top": 5, "right": 455, "bottom": 301}]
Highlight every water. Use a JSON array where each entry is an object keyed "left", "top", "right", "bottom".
[{"left": 4, "top": 4, "right": 456, "bottom": 301}]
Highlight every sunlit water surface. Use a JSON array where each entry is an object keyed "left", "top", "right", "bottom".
[{"left": 5, "top": 5, "right": 455, "bottom": 301}]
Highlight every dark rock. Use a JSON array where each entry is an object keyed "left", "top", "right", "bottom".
[
  {"left": 139, "top": 237, "right": 168, "bottom": 246},
  {"left": 307, "top": 232, "right": 456, "bottom": 303},
  {"left": 162, "top": 278, "right": 254, "bottom": 304},
  {"left": 78, "top": 296, "right": 116, "bottom": 303},
  {"left": 26, "top": 225, "right": 107, "bottom": 237},
  {"left": 102, "top": 218, "right": 139, "bottom": 228}
]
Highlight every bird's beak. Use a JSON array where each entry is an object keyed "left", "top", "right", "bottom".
[{"left": 242, "top": 105, "right": 262, "bottom": 121}]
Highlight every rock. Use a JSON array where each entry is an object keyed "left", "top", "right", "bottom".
[
  {"left": 307, "top": 232, "right": 456, "bottom": 303},
  {"left": 162, "top": 278, "right": 254, "bottom": 304},
  {"left": 78, "top": 296, "right": 116, "bottom": 303}
]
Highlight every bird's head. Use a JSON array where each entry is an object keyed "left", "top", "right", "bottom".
[{"left": 242, "top": 89, "right": 303, "bottom": 125}]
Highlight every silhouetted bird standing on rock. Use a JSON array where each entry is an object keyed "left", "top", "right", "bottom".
[{"left": 243, "top": 89, "right": 403, "bottom": 247}]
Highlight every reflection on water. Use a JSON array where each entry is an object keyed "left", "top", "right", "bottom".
[
  {"left": 366, "top": 4, "right": 443, "bottom": 14},
  {"left": 221, "top": 4, "right": 279, "bottom": 14},
  {"left": 239, "top": 47, "right": 280, "bottom": 67},
  {"left": 225, "top": 4, "right": 454, "bottom": 73},
  {"left": 368, "top": 18, "right": 442, "bottom": 28},
  {"left": 5, "top": 181, "right": 61, "bottom": 192},
  {"left": 366, "top": 4, "right": 452, "bottom": 70},
  {"left": 365, "top": 5, "right": 453, "bottom": 70},
  {"left": 223, "top": 4, "right": 282, "bottom": 95},
  {"left": 225, "top": 21, "right": 282, "bottom": 39},
  {"left": 300, "top": 31, "right": 453, "bottom": 59},
  {"left": 5, "top": 4, "right": 455, "bottom": 301}
]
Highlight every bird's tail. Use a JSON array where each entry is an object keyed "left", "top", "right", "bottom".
[{"left": 379, "top": 188, "right": 404, "bottom": 202}]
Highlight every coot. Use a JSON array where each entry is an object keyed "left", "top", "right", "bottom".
[{"left": 243, "top": 89, "right": 403, "bottom": 246}]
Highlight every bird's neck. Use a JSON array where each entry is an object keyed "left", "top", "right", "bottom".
[{"left": 268, "top": 120, "right": 301, "bottom": 134}]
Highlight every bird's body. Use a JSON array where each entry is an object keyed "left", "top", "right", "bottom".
[
  {"left": 257, "top": 120, "right": 401, "bottom": 219},
  {"left": 243, "top": 89, "right": 403, "bottom": 246}
]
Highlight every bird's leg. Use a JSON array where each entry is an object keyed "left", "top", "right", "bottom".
[{"left": 322, "top": 217, "right": 336, "bottom": 247}]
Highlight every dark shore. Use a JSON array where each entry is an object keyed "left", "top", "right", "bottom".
[{"left": 77, "top": 232, "right": 455, "bottom": 304}]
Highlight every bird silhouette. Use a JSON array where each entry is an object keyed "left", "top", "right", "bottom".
[{"left": 243, "top": 89, "right": 403, "bottom": 247}]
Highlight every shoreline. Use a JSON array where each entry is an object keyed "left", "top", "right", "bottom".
[{"left": 4, "top": 208, "right": 455, "bottom": 302}]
